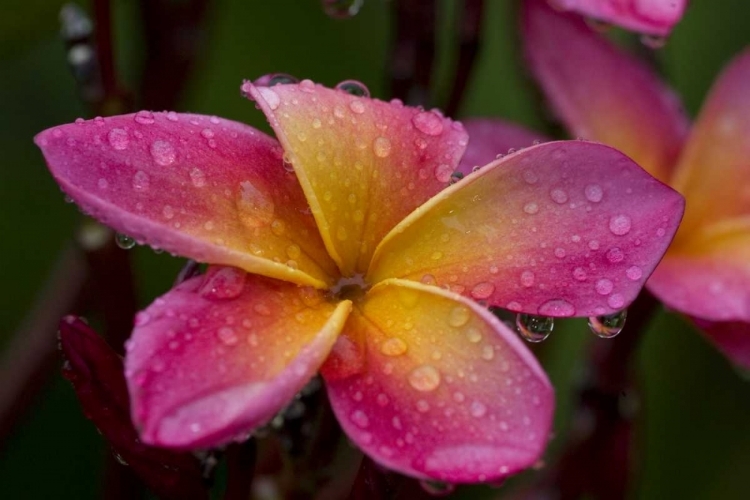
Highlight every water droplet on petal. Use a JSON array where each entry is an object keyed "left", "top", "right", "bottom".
[
  {"left": 373, "top": 136, "right": 392, "bottom": 157},
  {"left": 538, "top": 299, "right": 576, "bottom": 317},
  {"left": 380, "top": 337, "right": 407, "bottom": 356},
  {"left": 199, "top": 267, "right": 246, "bottom": 299},
  {"left": 595, "top": 278, "right": 614, "bottom": 295},
  {"left": 448, "top": 306, "right": 471, "bottom": 327},
  {"left": 588, "top": 309, "right": 627, "bottom": 338},
  {"left": 190, "top": 168, "right": 206, "bottom": 188},
  {"left": 132, "top": 170, "right": 150, "bottom": 191},
  {"left": 336, "top": 79, "right": 370, "bottom": 97},
  {"left": 350, "top": 409, "right": 370, "bottom": 428},
  {"left": 470, "top": 401, "right": 487, "bottom": 417},
  {"left": 585, "top": 184, "right": 603, "bottom": 202},
  {"left": 549, "top": 188, "right": 568, "bottom": 204},
  {"left": 218, "top": 326, "right": 239, "bottom": 346},
  {"left": 609, "top": 214, "right": 632, "bottom": 236},
  {"left": 134, "top": 111, "right": 155, "bottom": 125},
  {"left": 115, "top": 233, "right": 136, "bottom": 250},
  {"left": 606, "top": 247, "right": 624, "bottom": 263},
  {"left": 625, "top": 266, "right": 643, "bottom": 281},
  {"left": 516, "top": 314, "right": 554, "bottom": 342},
  {"left": 520, "top": 270, "right": 535, "bottom": 288},
  {"left": 267, "top": 73, "right": 299, "bottom": 86},
  {"left": 236, "top": 180, "right": 275, "bottom": 228},
  {"left": 150, "top": 140, "right": 176, "bottom": 166},
  {"left": 449, "top": 171, "right": 464, "bottom": 185},
  {"left": 412, "top": 111, "right": 444, "bottom": 136},
  {"left": 641, "top": 34, "right": 667, "bottom": 49},
  {"left": 607, "top": 293, "right": 625, "bottom": 309},
  {"left": 107, "top": 128, "right": 129, "bottom": 150},
  {"left": 523, "top": 202, "right": 539, "bottom": 215},
  {"left": 471, "top": 282, "right": 495, "bottom": 300},
  {"left": 408, "top": 365, "right": 441, "bottom": 392}
]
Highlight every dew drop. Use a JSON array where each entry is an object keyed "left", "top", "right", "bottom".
[
  {"left": 132, "top": 170, "right": 150, "bottom": 191},
  {"left": 448, "top": 306, "right": 471, "bottom": 327},
  {"left": 134, "top": 111, "right": 155, "bottom": 125},
  {"left": 449, "top": 171, "right": 464, "bottom": 185},
  {"left": 218, "top": 327, "right": 239, "bottom": 346},
  {"left": 516, "top": 314, "right": 554, "bottom": 343},
  {"left": 107, "top": 128, "right": 129, "bottom": 150},
  {"left": 465, "top": 327, "right": 482, "bottom": 343},
  {"left": 595, "top": 278, "right": 614, "bottom": 295},
  {"left": 336, "top": 79, "right": 370, "bottom": 97},
  {"left": 606, "top": 247, "right": 624, "bottom": 263},
  {"left": 609, "top": 214, "right": 632, "bottom": 235},
  {"left": 471, "top": 282, "right": 495, "bottom": 300},
  {"left": 350, "top": 409, "right": 369, "bottom": 428},
  {"left": 115, "top": 233, "right": 136, "bottom": 250},
  {"left": 349, "top": 100, "right": 366, "bottom": 114},
  {"left": 585, "top": 184, "right": 603, "bottom": 202},
  {"left": 523, "top": 202, "right": 539, "bottom": 215},
  {"left": 520, "top": 270, "right": 535, "bottom": 288},
  {"left": 538, "top": 299, "right": 575, "bottom": 317},
  {"left": 236, "top": 180, "right": 275, "bottom": 228},
  {"left": 641, "top": 34, "right": 667, "bottom": 49},
  {"left": 470, "top": 400, "right": 487, "bottom": 417},
  {"left": 412, "top": 111, "right": 444, "bottom": 136},
  {"left": 588, "top": 309, "right": 627, "bottom": 338},
  {"left": 434, "top": 164, "right": 453, "bottom": 183},
  {"left": 373, "top": 137, "right": 392, "bottom": 158},
  {"left": 625, "top": 265, "right": 643, "bottom": 281},
  {"left": 408, "top": 365, "right": 441, "bottom": 392},
  {"left": 607, "top": 293, "right": 625, "bottom": 309},
  {"left": 199, "top": 267, "right": 245, "bottom": 299},
  {"left": 549, "top": 188, "right": 568, "bottom": 204},
  {"left": 380, "top": 337, "right": 408, "bottom": 356},
  {"left": 150, "top": 140, "right": 176, "bottom": 166},
  {"left": 267, "top": 73, "right": 299, "bottom": 86},
  {"left": 573, "top": 267, "right": 587, "bottom": 281},
  {"left": 190, "top": 168, "right": 206, "bottom": 188}
]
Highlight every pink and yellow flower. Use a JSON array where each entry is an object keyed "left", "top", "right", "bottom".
[
  {"left": 548, "top": 0, "right": 687, "bottom": 36},
  {"left": 523, "top": 0, "right": 750, "bottom": 368},
  {"left": 35, "top": 78, "right": 683, "bottom": 482}
]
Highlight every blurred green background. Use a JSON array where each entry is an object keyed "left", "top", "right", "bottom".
[{"left": 1, "top": 0, "right": 749, "bottom": 498}]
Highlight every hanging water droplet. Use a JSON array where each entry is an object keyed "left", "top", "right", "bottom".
[
  {"left": 588, "top": 310, "right": 627, "bottom": 338},
  {"left": 420, "top": 479, "right": 456, "bottom": 496},
  {"left": 335, "top": 79, "right": 370, "bottom": 97},
  {"left": 516, "top": 313, "right": 553, "bottom": 343},
  {"left": 115, "top": 233, "right": 136, "bottom": 250},
  {"left": 322, "top": 0, "right": 364, "bottom": 19}
]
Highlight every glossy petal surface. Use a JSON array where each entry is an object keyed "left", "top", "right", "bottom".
[
  {"left": 548, "top": 0, "right": 686, "bottom": 36},
  {"left": 125, "top": 268, "right": 351, "bottom": 448},
  {"left": 244, "top": 80, "right": 468, "bottom": 275},
  {"left": 369, "top": 141, "right": 684, "bottom": 317},
  {"left": 648, "top": 234, "right": 750, "bottom": 322},
  {"left": 458, "top": 119, "right": 548, "bottom": 176},
  {"left": 324, "top": 279, "right": 554, "bottom": 482},
  {"left": 670, "top": 50, "right": 750, "bottom": 240},
  {"left": 35, "top": 113, "right": 337, "bottom": 287},
  {"left": 524, "top": 0, "right": 688, "bottom": 183}
]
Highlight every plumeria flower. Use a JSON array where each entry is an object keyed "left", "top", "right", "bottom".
[
  {"left": 523, "top": 0, "right": 750, "bottom": 368},
  {"left": 547, "top": 0, "right": 687, "bottom": 37},
  {"left": 35, "top": 77, "right": 683, "bottom": 483}
]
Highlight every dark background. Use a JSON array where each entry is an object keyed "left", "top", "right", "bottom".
[{"left": 1, "top": 0, "right": 749, "bottom": 498}]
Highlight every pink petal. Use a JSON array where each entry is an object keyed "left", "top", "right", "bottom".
[
  {"left": 125, "top": 267, "right": 351, "bottom": 448},
  {"left": 524, "top": 0, "right": 689, "bottom": 183},
  {"left": 648, "top": 247, "right": 750, "bottom": 323},
  {"left": 369, "top": 141, "right": 685, "bottom": 317},
  {"left": 35, "top": 113, "right": 338, "bottom": 287},
  {"left": 243, "top": 79, "right": 468, "bottom": 276},
  {"left": 457, "top": 119, "right": 548, "bottom": 176},
  {"left": 324, "top": 279, "right": 554, "bottom": 482},
  {"left": 692, "top": 319, "right": 750, "bottom": 370},
  {"left": 548, "top": 0, "right": 687, "bottom": 36},
  {"left": 669, "top": 49, "right": 750, "bottom": 238}
]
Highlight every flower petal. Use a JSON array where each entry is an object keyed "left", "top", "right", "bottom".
[
  {"left": 35, "top": 113, "right": 338, "bottom": 288},
  {"left": 548, "top": 0, "right": 687, "bottom": 36},
  {"left": 323, "top": 279, "right": 554, "bottom": 482},
  {"left": 125, "top": 267, "right": 351, "bottom": 448},
  {"left": 523, "top": 0, "right": 688, "bottom": 183},
  {"left": 648, "top": 233, "right": 750, "bottom": 323},
  {"left": 669, "top": 49, "right": 750, "bottom": 239},
  {"left": 692, "top": 319, "right": 750, "bottom": 370},
  {"left": 243, "top": 80, "right": 468, "bottom": 276},
  {"left": 369, "top": 141, "right": 684, "bottom": 317},
  {"left": 457, "top": 119, "right": 548, "bottom": 176}
]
